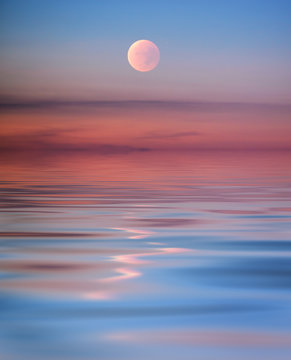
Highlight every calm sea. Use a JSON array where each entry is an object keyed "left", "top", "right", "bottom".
[{"left": 1, "top": 150, "right": 291, "bottom": 360}]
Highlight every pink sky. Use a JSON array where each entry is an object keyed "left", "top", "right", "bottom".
[{"left": 0, "top": 101, "right": 291, "bottom": 152}]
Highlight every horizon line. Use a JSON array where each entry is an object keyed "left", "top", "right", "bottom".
[{"left": 1, "top": 98, "right": 291, "bottom": 112}]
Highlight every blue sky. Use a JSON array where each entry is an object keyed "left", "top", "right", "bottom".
[{"left": 0, "top": 0, "right": 290, "bottom": 102}]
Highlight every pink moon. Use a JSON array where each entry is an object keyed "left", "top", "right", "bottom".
[{"left": 127, "top": 40, "right": 160, "bottom": 72}]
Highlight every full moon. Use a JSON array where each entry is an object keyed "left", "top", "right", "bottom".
[{"left": 128, "top": 40, "right": 160, "bottom": 72}]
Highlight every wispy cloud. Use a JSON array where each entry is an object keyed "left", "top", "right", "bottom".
[
  {"left": 140, "top": 131, "right": 201, "bottom": 140},
  {"left": 1, "top": 98, "right": 290, "bottom": 113},
  {"left": 0, "top": 130, "right": 149, "bottom": 153}
]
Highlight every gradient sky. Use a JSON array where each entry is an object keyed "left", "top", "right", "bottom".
[
  {"left": 0, "top": 0, "right": 291, "bottom": 150},
  {"left": 1, "top": 0, "right": 291, "bottom": 102}
]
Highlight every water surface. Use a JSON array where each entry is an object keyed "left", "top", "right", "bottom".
[{"left": 1, "top": 150, "right": 291, "bottom": 360}]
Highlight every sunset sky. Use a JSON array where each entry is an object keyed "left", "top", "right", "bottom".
[{"left": 0, "top": 0, "right": 291, "bottom": 151}]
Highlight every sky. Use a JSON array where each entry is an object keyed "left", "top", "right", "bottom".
[{"left": 0, "top": 0, "right": 291, "bottom": 151}]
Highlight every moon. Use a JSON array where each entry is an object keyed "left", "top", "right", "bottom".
[{"left": 128, "top": 40, "right": 160, "bottom": 72}]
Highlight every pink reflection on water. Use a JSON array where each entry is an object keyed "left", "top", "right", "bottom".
[
  {"left": 84, "top": 246, "right": 192, "bottom": 300},
  {"left": 83, "top": 268, "right": 142, "bottom": 300},
  {"left": 113, "top": 227, "right": 154, "bottom": 239},
  {"left": 0, "top": 242, "right": 191, "bottom": 301},
  {"left": 112, "top": 247, "right": 191, "bottom": 266},
  {"left": 100, "top": 267, "right": 141, "bottom": 283},
  {"left": 82, "top": 245, "right": 191, "bottom": 301}
]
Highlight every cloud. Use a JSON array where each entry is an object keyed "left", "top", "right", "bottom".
[
  {"left": 1, "top": 98, "right": 290, "bottom": 113},
  {"left": 141, "top": 130, "right": 201, "bottom": 140},
  {"left": 0, "top": 130, "right": 149, "bottom": 153}
]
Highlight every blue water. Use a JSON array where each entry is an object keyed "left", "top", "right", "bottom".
[{"left": 1, "top": 151, "right": 291, "bottom": 360}]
